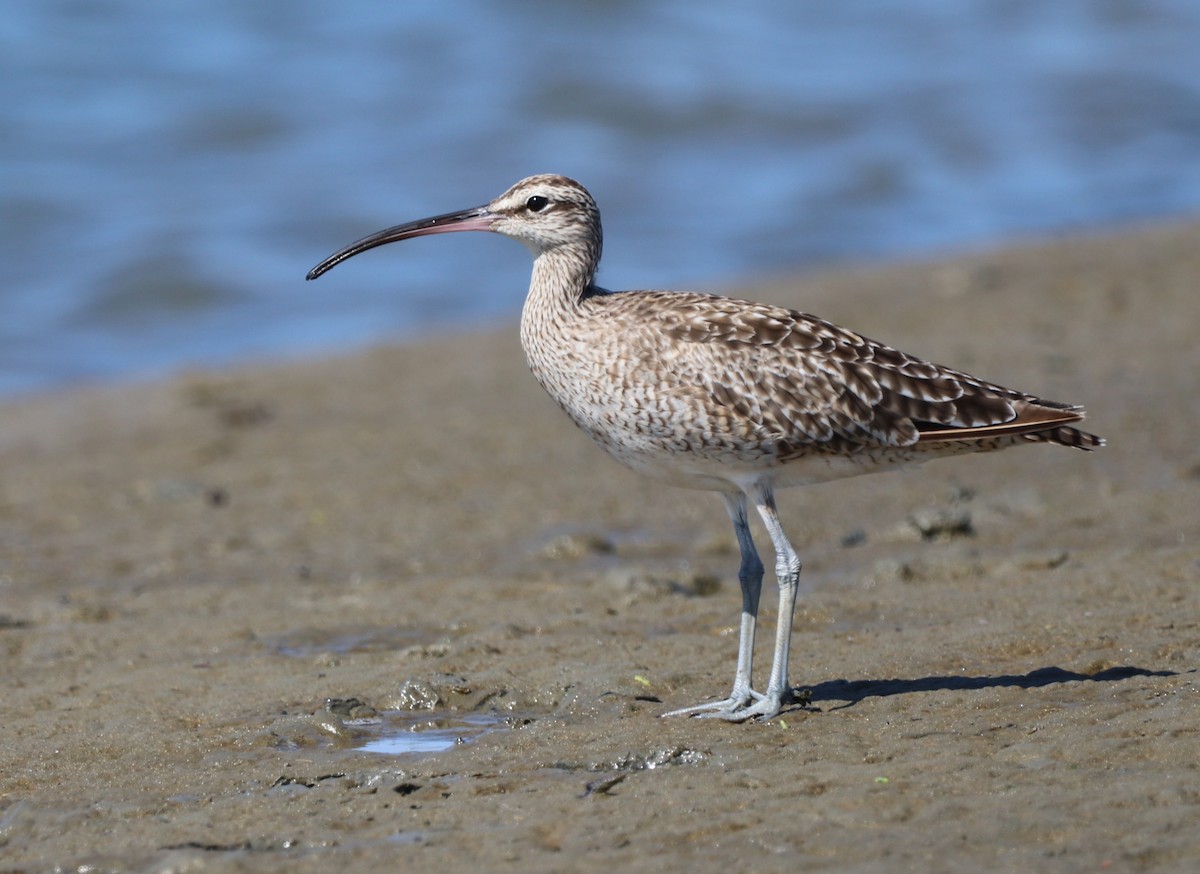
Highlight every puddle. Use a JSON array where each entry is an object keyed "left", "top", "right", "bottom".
[{"left": 354, "top": 713, "right": 502, "bottom": 756}]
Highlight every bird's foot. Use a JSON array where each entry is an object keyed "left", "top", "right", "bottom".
[
  {"left": 660, "top": 687, "right": 764, "bottom": 720},
  {"left": 662, "top": 686, "right": 802, "bottom": 722},
  {"left": 706, "top": 692, "right": 786, "bottom": 722}
]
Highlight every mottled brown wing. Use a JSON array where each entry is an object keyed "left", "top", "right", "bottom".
[{"left": 646, "top": 292, "right": 1087, "bottom": 451}]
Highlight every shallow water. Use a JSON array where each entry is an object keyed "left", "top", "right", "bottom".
[
  {"left": 356, "top": 714, "right": 501, "bottom": 756},
  {"left": 5, "top": 1, "right": 1200, "bottom": 394}
]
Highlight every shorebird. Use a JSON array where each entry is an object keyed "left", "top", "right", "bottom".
[{"left": 307, "top": 174, "right": 1104, "bottom": 722}]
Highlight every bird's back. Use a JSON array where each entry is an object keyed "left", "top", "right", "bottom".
[{"left": 521, "top": 287, "right": 1102, "bottom": 490}]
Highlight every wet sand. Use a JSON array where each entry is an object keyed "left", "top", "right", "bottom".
[{"left": 2, "top": 223, "right": 1198, "bottom": 871}]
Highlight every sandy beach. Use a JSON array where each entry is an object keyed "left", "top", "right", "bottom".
[{"left": 2, "top": 222, "right": 1198, "bottom": 871}]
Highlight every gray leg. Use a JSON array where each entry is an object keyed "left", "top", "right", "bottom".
[
  {"left": 662, "top": 491, "right": 765, "bottom": 718},
  {"left": 724, "top": 490, "right": 765, "bottom": 703},
  {"left": 721, "top": 480, "right": 800, "bottom": 720},
  {"left": 678, "top": 480, "right": 801, "bottom": 721}
]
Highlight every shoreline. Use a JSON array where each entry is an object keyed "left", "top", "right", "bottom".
[
  {"left": 2, "top": 221, "right": 1198, "bottom": 870},
  {"left": 6, "top": 210, "right": 1194, "bottom": 409}
]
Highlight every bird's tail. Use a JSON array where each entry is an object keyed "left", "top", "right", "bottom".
[{"left": 1021, "top": 425, "right": 1106, "bottom": 451}]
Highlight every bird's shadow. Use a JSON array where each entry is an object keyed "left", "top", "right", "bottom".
[{"left": 795, "top": 665, "right": 1179, "bottom": 712}]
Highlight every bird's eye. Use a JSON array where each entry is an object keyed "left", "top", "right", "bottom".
[{"left": 525, "top": 195, "right": 549, "bottom": 212}]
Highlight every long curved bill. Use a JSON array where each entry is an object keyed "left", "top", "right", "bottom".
[{"left": 306, "top": 205, "right": 494, "bottom": 280}]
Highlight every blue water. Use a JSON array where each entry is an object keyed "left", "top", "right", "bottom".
[
  {"left": 4, "top": 1, "right": 1200, "bottom": 395},
  {"left": 356, "top": 714, "right": 500, "bottom": 756}
]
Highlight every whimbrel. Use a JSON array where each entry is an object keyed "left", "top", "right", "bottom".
[{"left": 307, "top": 174, "right": 1104, "bottom": 722}]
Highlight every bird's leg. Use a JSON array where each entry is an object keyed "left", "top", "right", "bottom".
[
  {"left": 662, "top": 491, "right": 765, "bottom": 718},
  {"left": 724, "top": 490, "right": 765, "bottom": 704},
  {"left": 721, "top": 481, "right": 801, "bottom": 722}
]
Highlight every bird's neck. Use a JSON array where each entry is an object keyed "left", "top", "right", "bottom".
[
  {"left": 519, "top": 246, "right": 599, "bottom": 365},
  {"left": 525, "top": 245, "right": 598, "bottom": 314}
]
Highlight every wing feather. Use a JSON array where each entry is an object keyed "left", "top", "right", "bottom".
[{"left": 607, "top": 290, "right": 1099, "bottom": 452}]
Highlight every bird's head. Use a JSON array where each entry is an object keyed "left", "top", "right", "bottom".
[{"left": 306, "top": 174, "right": 601, "bottom": 281}]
